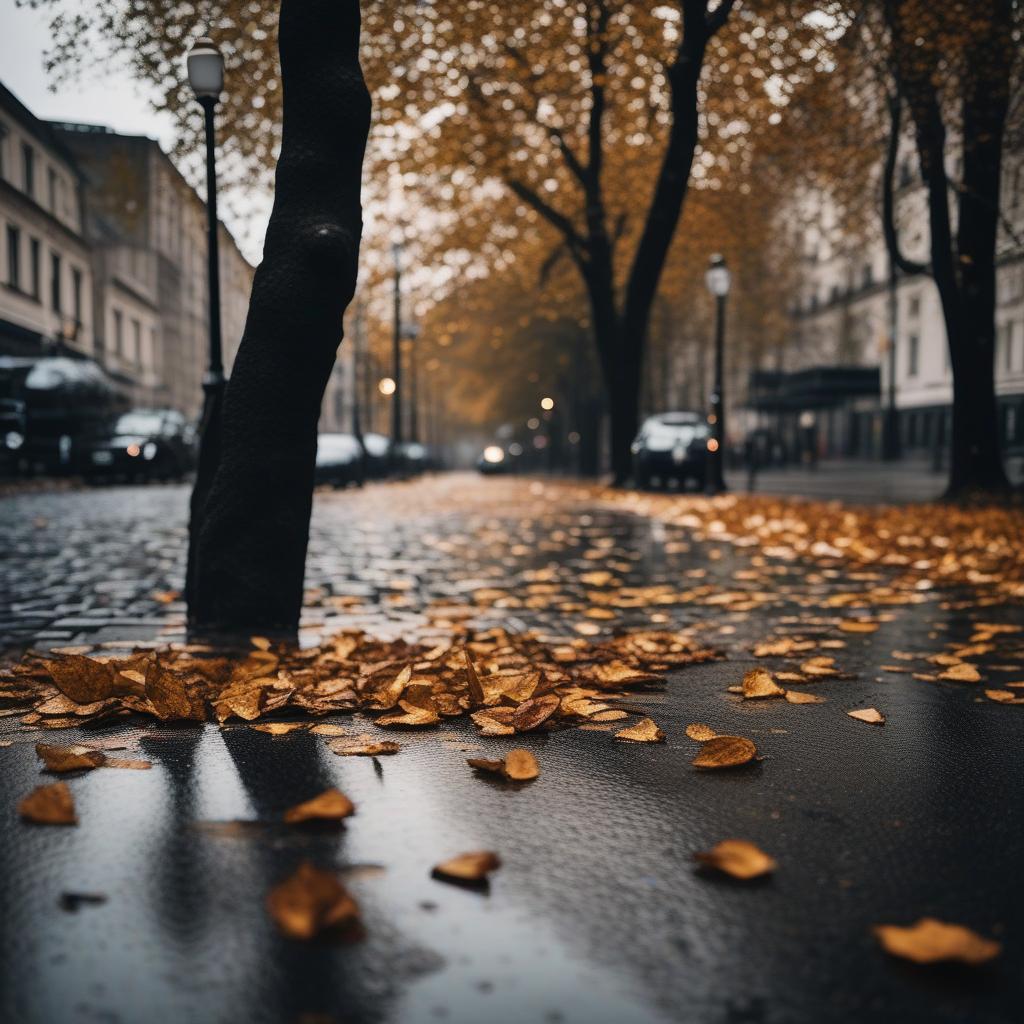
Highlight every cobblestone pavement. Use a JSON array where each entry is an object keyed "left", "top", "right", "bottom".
[{"left": 1, "top": 475, "right": 1023, "bottom": 1024}]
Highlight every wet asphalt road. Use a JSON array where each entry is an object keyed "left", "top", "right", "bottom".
[{"left": 1, "top": 475, "right": 1022, "bottom": 1024}]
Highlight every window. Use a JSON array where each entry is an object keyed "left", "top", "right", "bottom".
[
  {"left": 50, "top": 251, "right": 61, "bottom": 312},
  {"left": 6, "top": 225, "right": 19, "bottom": 288},
  {"left": 29, "top": 237, "right": 40, "bottom": 297},
  {"left": 862, "top": 263, "right": 874, "bottom": 288},
  {"left": 48, "top": 168, "right": 58, "bottom": 214},
  {"left": 907, "top": 334, "right": 919, "bottom": 377},
  {"left": 908, "top": 295, "right": 921, "bottom": 318},
  {"left": 72, "top": 267, "right": 82, "bottom": 323},
  {"left": 22, "top": 143, "right": 34, "bottom": 197},
  {"left": 0, "top": 121, "right": 7, "bottom": 178},
  {"left": 131, "top": 318, "right": 141, "bottom": 363},
  {"left": 113, "top": 309, "right": 123, "bottom": 355}
]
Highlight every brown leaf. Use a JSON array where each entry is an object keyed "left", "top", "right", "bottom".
[
  {"left": 691, "top": 735, "right": 757, "bottom": 769},
  {"left": 432, "top": 850, "right": 501, "bottom": 885},
  {"left": 103, "top": 757, "right": 152, "bottom": 770},
  {"left": 685, "top": 723, "right": 717, "bottom": 741},
  {"left": 984, "top": 689, "right": 1019, "bottom": 704},
  {"left": 463, "top": 649, "right": 486, "bottom": 705},
  {"left": 329, "top": 736, "right": 401, "bottom": 756},
  {"left": 470, "top": 707, "right": 516, "bottom": 736},
  {"left": 742, "top": 668, "right": 786, "bottom": 699},
  {"left": 144, "top": 660, "right": 207, "bottom": 721},
  {"left": 838, "top": 619, "right": 879, "bottom": 633},
  {"left": 266, "top": 862, "right": 360, "bottom": 939},
  {"left": 466, "top": 756, "right": 506, "bottom": 775},
  {"left": 512, "top": 694, "right": 560, "bottom": 732},
  {"left": 874, "top": 918, "right": 1001, "bottom": 965},
  {"left": 785, "top": 690, "right": 826, "bottom": 704},
  {"left": 283, "top": 788, "right": 355, "bottom": 825},
  {"left": 44, "top": 655, "right": 116, "bottom": 704},
  {"left": 939, "top": 663, "right": 982, "bottom": 683},
  {"left": 503, "top": 749, "right": 540, "bottom": 780},
  {"left": 365, "top": 664, "right": 412, "bottom": 711},
  {"left": 35, "top": 743, "right": 106, "bottom": 773},
  {"left": 18, "top": 781, "right": 77, "bottom": 824},
  {"left": 847, "top": 707, "right": 885, "bottom": 726},
  {"left": 800, "top": 656, "right": 838, "bottom": 677},
  {"left": 694, "top": 839, "right": 777, "bottom": 880},
  {"left": 252, "top": 722, "right": 309, "bottom": 736},
  {"left": 614, "top": 717, "right": 666, "bottom": 743},
  {"left": 376, "top": 695, "right": 440, "bottom": 727}
]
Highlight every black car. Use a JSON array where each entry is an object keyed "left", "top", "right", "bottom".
[
  {"left": 361, "top": 432, "right": 392, "bottom": 479},
  {"left": 0, "top": 397, "right": 27, "bottom": 477},
  {"left": 631, "top": 411, "right": 710, "bottom": 489},
  {"left": 79, "top": 409, "right": 196, "bottom": 482},
  {"left": 477, "top": 444, "right": 509, "bottom": 475},
  {"left": 315, "top": 433, "right": 364, "bottom": 487}
]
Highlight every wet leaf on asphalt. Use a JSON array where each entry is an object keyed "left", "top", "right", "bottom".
[
  {"left": 800, "top": 656, "right": 839, "bottom": 677},
  {"left": 691, "top": 735, "right": 757, "bottom": 769},
  {"left": 742, "top": 668, "right": 786, "bottom": 699},
  {"left": 838, "top": 619, "right": 879, "bottom": 633},
  {"left": 467, "top": 748, "right": 539, "bottom": 781},
  {"left": 939, "top": 663, "right": 982, "bottom": 683},
  {"left": 512, "top": 694, "right": 560, "bottom": 732},
  {"left": 283, "top": 788, "right": 355, "bottom": 824},
  {"left": 432, "top": 851, "right": 501, "bottom": 885},
  {"left": 847, "top": 707, "right": 885, "bottom": 726},
  {"left": 329, "top": 736, "right": 401, "bottom": 756},
  {"left": 694, "top": 839, "right": 777, "bottom": 879},
  {"left": 470, "top": 707, "right": 517, "bottom": 736},
  {"left": 614, "top": 717, "right": 666, "bottom": 743},
  {"left": 873, "top": 918, "right": 1001, "bottom": 965},
  {"left": 785, "top": 690, "right": 826, "bottom": 704},
  {"left": 43, "top": 655, "right": 116, "bottom": 704},
  {"left": 35, "top": 742, "right": 106, "bottom": 773},
  {"left": 266, "top": 862, "right": 360, "bottom": 940},
  {"left": 252, "top": 722, "right": 309, "bottom": 735},
  {"left": 18, "top": 781, "right": 77, "bottom": 824},
  {"left": 685, "top": 723, "right": 717, "bottom": 741}
]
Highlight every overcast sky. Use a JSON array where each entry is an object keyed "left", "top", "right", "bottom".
[{"left": 0, "top": 0, "right": 269, "bottom": 263}]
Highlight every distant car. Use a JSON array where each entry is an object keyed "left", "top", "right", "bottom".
[
  {"left": 0, "top": 397, "right": 27, "bottom": 476},
  {"left": 631, "top": 412, "right": 710, "bottom": 489},
  {"left": 315, "top": 433, "right": 364, "bottom": 487},
  {"left": 79, "top": 409, "right": 195, "bottom": 482},
  {"left": 361, "top": 432, "right": 392, "bottom": 478},
  {"left": 395, "top": 441, "right": 429, "bottom": 476},
  {"left": 478, "top": 444, "right": 508, "bottom": 475}
]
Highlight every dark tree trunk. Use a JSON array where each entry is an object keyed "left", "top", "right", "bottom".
[{"left": 187, "top": 0, "right": 371, "bottom": 637}]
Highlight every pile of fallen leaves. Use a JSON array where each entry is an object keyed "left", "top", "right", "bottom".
[{"left": 0, "top": 627, "right": 719, "bottom": 742}]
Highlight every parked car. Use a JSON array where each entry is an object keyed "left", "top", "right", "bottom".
[
  {"left": 0, "top": 396, "right": 27, "bottom": 477},
  {"left": 631, "top": 411, "right": 710, "bottom": 489},
  {"left": 79, "top": 409, "right": 195, "bottom": 482},
  {"left": 315, "top": 432, "right": 364, "bottom": 487},
  {"left": 361, "top": 432, "right": 392, "bottom": 478},
  {"left": 395, "top": 441, "right": 429, "bottom": 476},
  {"left": 477, "top": 444, "right": 509, "bottom": 475}
]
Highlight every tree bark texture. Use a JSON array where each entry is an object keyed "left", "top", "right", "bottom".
[{"left": 187, "top": 0, "right": 371, "bottom": 636}]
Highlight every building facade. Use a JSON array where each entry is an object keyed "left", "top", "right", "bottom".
[
  {"left": 54, "top": 121, "right": 254, "bottom": 417},
  {"left": 0, "top": 83, "right": 95, "bottom": 361},
  {"left": 767, "top": 139, "right": 1024, "bottom": 468}
]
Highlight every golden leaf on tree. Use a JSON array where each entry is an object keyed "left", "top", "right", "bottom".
[
  {"left": 694, "top": 839, "right": 777, "bottom": 880},
  {"left": 18, "top": 781, "right": 77, "bottom": 824},
  {"left": 283, "top": 788, "right": 355, "bottom": 824},
  {"left": 873, "top": 918, "right": 1001, "bottom": 965},
  {"left": 266, "top": 862, "right": 360, "bottom": 940},
  {"left": 614, "top": 718, "right": 666, "bottom": 743},
  {"left": 847, "top": 707, "right": 885, "bottom": 726},
  {"left": 691, "top": 735, "right": 757, "bottom": 769},
  {"left": 742, "top": 668, "right": 786, "bottom": 699},
  {"left": 432, "top": 851, "right": 501, "bottom": 885}
]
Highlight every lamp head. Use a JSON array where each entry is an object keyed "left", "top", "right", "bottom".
[
  {"left": 705, "top": 253, "right": 731, "bottom": 298},
  {"left": 187, "top": 37, "right": 224, "bottom": 101}
]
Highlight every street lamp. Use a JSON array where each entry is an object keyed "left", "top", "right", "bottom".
[
  {"left": 390, "top": 240, "right": 403, "bottom": 455},
  {"left": 184, "top": 35, "right": 225, "bottom": 613},
  {"left": 704, "top": 253, "right": 731, "bottom": 494},
  {"left": 378, "top": 376, "right": 396, "bottom": 396},
  {"left": 540, "top": 396, "right": 555, "bottom": 411}
]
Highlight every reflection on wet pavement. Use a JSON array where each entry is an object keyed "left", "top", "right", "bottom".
[{"left": 1, "top": 475, "right": 1022, "bottom": 1023}]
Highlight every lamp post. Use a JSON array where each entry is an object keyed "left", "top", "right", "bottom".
[
  {"left": 406, "top": 323, "right": 421, "bottom": 443},
  {"left": 704, "top": 253, "right": 731, "bottom": 494},
  {"left": 390, "top": 241, "right": 403, "bottom": 456},
  {"left": 882, "top": 252, "right": 901, "bottom": 460},
  {"left": 184, "top": 35, "right": 225, "bottom": 612}
]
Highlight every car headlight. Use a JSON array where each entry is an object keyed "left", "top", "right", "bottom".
[
  {"left": 630, "top": 442, "right": 642, "bottom": 455},
  {"left": 126, "top": 443, "right": 141, "bottom": 457},
  {"left": 143, "top": 442, "right": 158, "bottom": 461},
  {"left": 5, "top": 431, "right": 24, "bottom": 450},
  {"left": 482, "top": 446, "right": 505, "bottom": 464}
]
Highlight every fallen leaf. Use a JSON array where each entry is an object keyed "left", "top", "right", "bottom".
[
  {"left": 432, "top": 851, "right": 501, "bottom": 885},
  {"left": 839, "top": 620, "right": 879, "bottom": 633},
  {"left": 283, "top": 788, "right": 355, "bottom": 824},
  {"left": 103, "top": 758, "right": 152, "bottom": 770},
  {"left": 848, "top": 707, "right": 885, "bottom": 725},
  {"left": 503, "top": 749, "right": 540, "bottom": 780},
  {"left": 785, "top": 690, "right": 826, "bottom": 704},
  {"left": 330, "top": 736, "right": 401, "bottom": 757},
  {"left": 512, "top": 694, "right": 560, "bottom": 732},
  {"left": 685, "top": 723, "right": 717, "bottom": 741},
  {"left": 874, "top": 918, "right": 1001, "bottom": 965},
  {"left": 984, "top": 689, "right": 1018, "bottom": 703},
  {"left": 691, "top": 735, "right": 757, "bottom": 769},
  {"left": 18, "top": 781, "right": 77, "bottom": 824},
  {"left": 252, "top": 722, "right": 309, "bottom": 736},
  {"left": 614, "top": 717, "right": 666, "bottom": 743},
  {"left": 742, "top": 668, "right": 786, "bottom": 699},
  {"left": 376, "top": 696, "right": 440, "bottom": 728},
  {"left": 801, "top": 656, "right": 838, "bottom": 677},
  {"left": 35, "top": 743, "right": 106, "bottom": 772},
  {"left": 694, "top": 839, "right": 777, "bottom": 879},
  {"left": 939, "top": 663, "right": 982, "bottom": 683},
  {"left": 266, "top": 862, "right": 360, "bottom": 939},
  {"left": 44, "top": 655, "right": 116, "bottom": 704}
]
